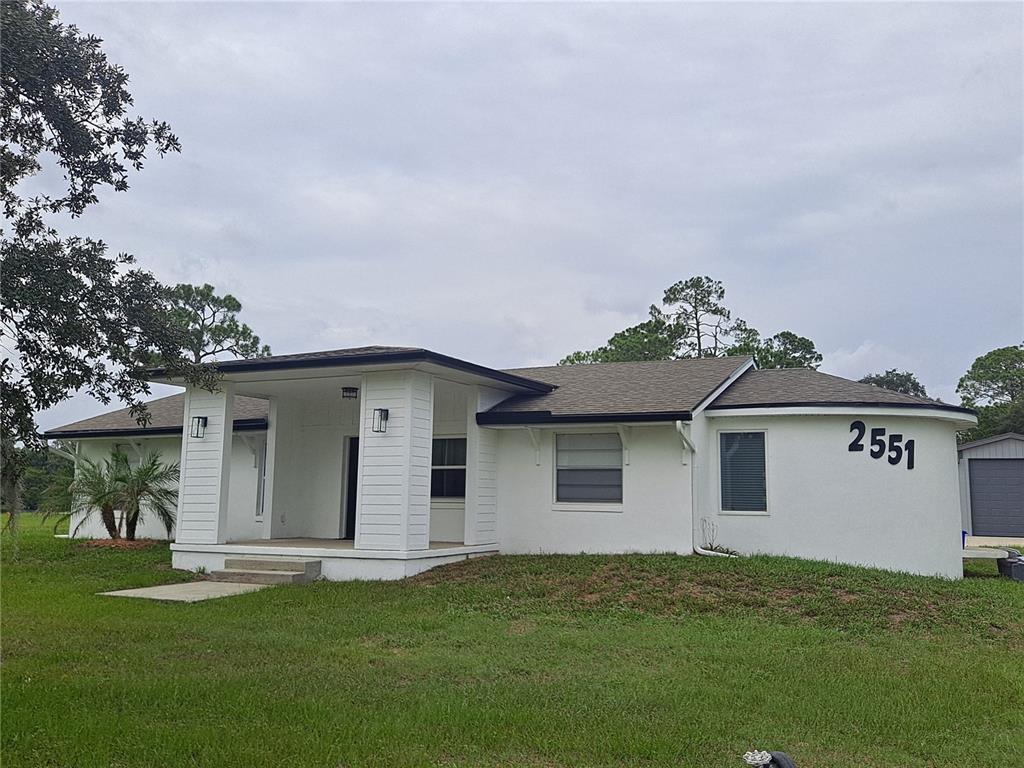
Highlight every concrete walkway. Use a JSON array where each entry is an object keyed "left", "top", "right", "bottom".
[{"left": 101, "top": 581, "right": 269, "bottom": 603}]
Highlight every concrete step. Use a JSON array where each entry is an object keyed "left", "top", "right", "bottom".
[
  {"left": 208, "top": 568, "right": 310, "bottom": 585},
  {"left": 223, "top": 558, "right": 322, "bottom": 578}
]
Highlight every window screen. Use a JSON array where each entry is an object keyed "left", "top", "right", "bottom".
[
  {"left": 431, "top": 438, "right": 466, "bottom": 498},
  {"left": 556, "top": 433, "right": 623, "bottom": 503},
  {"left": 720, "top": 432, "right": 766, "bottom": 512}
]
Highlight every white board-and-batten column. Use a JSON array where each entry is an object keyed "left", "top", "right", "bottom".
[
  {"left": 354, "top": 371, "right": 434, "bottom": 552},
  {"left": 175, "top": 384, "right": 235, "bottom": 545},
  {"left": 464, "top": 386, "right": 506, "bottom": 545}
]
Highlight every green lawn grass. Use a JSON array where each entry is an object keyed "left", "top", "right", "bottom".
[{"left": 3, "top": 515, "right": 1022, "bottom": 768}]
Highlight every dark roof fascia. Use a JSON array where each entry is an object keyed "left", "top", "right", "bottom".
[
  {"left": 704, "top": 400, "right": 977, "bottom": 416},
  {"left": 148, "top": 350, "right": 555, "bottom": 394},
  {"left": 957, "top": 432, "right": 1024, "bottom": 452},
  {"left": 43, "top": 418, "right": 268, "bottom": 440},
  {"left": 477, "top": 410, "right": 692, "bottom": 426}
]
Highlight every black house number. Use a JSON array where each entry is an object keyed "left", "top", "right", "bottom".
[{"left": 848, "top": 421, "right": 915, "bottom": 470}]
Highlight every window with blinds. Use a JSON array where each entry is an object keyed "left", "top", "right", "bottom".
[
  {"left": 556, "top": 433, "right": 623, "bottom": 503},
  {"left": 719, "top": 431, "right": 767, "bottom": 512}
]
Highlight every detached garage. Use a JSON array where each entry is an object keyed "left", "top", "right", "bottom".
[{"left": 959, "top": 433, "right": 1024, "bottom": 540}]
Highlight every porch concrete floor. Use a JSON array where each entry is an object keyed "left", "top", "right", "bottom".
[{"left": 226, "top": 538, "right": 464, "bottom": 550}]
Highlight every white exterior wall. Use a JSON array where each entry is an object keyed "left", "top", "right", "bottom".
[
  {"left": 464, "top": 387, "right": 505, "bottom": 545},
  {"left": 225, "top": 436, "right": 264, "bottom": 541},
  {"left": 355, "top": 371, "right": 434, "bottom": 551},
  {"left": 265, "top": 394, "right": 359, "bottom": 539},
  {"left": 176, "top": 386, "right": 234, "bottom": 544},
  {"left": 69, "top": 433, "right": 263, "bottom": 541},
  {"left": 695, "top": 412, "right": 963, "bottom": 579},
  {"left": 958, "top": 436, "right": 1024, "bottom": 534},
  {"left": 70, "top": 437, "right": 181, "bottom": 540},
  {"left": 495, "top": 425, "right": 693, "bottom": 554},
  {"left": 407, "top": 372, "right": 434, "bottom": 550}
]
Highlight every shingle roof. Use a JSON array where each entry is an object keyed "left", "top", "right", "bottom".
[
  {"left": 478, "top": 357, "right": 753, "bottom": 424},
  {"left": 48, "top": 354, "right": 975, "bottom": 438},
  {"left": 44, "top": 394, "right": 269, "bottom": 438},
  {"left": 706, "top": 368, "right": 974, "bottom": 414}
]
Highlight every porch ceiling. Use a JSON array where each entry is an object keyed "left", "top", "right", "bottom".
[{"left": 230, "top": 373, "right": 363, "bottom": 399}]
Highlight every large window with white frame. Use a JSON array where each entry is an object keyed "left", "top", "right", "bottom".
[
  {"left": 719, "top": 431, "right": 767, "bottom": 513},
  {"left": 431, "top": 437, "right": 467, "bottom": 499},
  {"left": 555, "top": 433, "right": 623, "bottom": 504}
]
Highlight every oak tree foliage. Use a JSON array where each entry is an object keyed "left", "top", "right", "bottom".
[
  {"left": 858, "top": 369, "right": 928, "bottom": 398},
  {"left": 956, "top": 343, "right": 1024, "bottom": 443},
  {"left": 1, "top": 1, "right": 213, "bottom": 522}
]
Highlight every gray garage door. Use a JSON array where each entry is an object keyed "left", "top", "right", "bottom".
[{"left": 969, "top": 459, "right": 1024, "bottom": 537}]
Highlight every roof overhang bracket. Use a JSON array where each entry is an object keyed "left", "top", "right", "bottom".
[
  {"left": 524, "top": 427, "right": 542, "bottom": 466},
  {"left": 616, "top": 425, "right": 632, "bottom": 465},
  {"left": 47, "top": 441, "right": 78, "bottom": 463},
  {"left": 675, "top": 420, "right": 695, "bottom": 464}
]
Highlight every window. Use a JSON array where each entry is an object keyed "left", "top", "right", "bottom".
[
  {"left": 720, "top": 432, "right": 767, "bottom": 512},
  {"left": 431, "top": 438, "right": 466, "bottom": 498},
  {"left": 114, "top": 443, "right": 141, "bottom": 468},
  {"left": 556, "top": 433, "right": 623, "bottom": 503}
]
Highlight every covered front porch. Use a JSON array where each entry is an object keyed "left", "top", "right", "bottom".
[{"left": 163, "top": 349, "right": 546, "bottom": 580}]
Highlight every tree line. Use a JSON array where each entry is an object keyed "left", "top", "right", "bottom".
[{"left": 558, "top": 275, "right": 1023, "bottom": 443}]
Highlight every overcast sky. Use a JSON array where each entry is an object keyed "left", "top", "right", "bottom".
[{"left": 37, "top": 1, "right": 1023, "bottom": 431}]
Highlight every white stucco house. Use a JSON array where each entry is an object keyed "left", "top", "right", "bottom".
[{"left": 45, "top": 346, "right": 977, "bottom": 579}]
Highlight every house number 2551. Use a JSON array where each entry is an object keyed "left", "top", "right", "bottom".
[{"left": 848, "top": 421, "right": 916, "bottom": 470}]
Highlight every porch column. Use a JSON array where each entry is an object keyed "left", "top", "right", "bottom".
[
  {"left": 355, "top": 370, "right": 434, "bottom": 551},
  {"left": 260, "top": 397, "right": 279, "bottom": 539},
  {"left": 464, "top": 386, "right": 505, "bottom": 545},
  {"left": 175, "top": 383, "right": 235, "bottom": 545}
]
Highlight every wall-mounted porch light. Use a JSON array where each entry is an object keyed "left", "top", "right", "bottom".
[
  {"left": 341, "top": 386, "right": 359, "bottom": 399},
  {"left": 189, "top": 416, "right": 208, "bottom": 439},
  {"left": 371, "top": 408, "right": 389, "bottom": 433}
]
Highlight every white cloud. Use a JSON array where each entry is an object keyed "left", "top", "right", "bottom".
[{"left": 33, "top": 1, "right": 1023, "bottom": 430}]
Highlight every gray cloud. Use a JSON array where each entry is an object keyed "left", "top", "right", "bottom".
[{"left": 36, "top": 1, "right": 1022, "bottom": 429}]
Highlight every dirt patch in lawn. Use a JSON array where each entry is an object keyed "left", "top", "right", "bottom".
[{"left": 77, "top": 538, "right": 164, "bottom": 550}]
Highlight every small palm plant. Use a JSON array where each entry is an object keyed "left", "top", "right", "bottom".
[
  {"left": 43, "top": 449, "right": 180, "bottom": 540},
  {"left": 52, "top": 452, "right": 127, "bottom": 539},
  {"left": 119, "top": 452, "right": 180, "bottom": 540}
]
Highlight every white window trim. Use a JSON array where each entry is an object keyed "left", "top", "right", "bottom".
[
  {"left": 717, "top": 429, "right": 769, "bottom": 516},
  {"left": 431, "top": 434, "right": 467, "bottom": 500},
  {"left": 551, "top": 431, "right": 625, "bottom": 512},
  {"left": 255, "top": 437, "right": 268, "bottom": 520}
]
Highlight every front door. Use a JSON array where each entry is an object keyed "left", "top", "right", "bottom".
[{"left": 343, "top": 437, "right": 359, "bottom": 539}]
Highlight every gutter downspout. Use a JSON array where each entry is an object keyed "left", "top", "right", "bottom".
[{"left": 675, "top": 420, "right": 737, "bottom": 559}]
